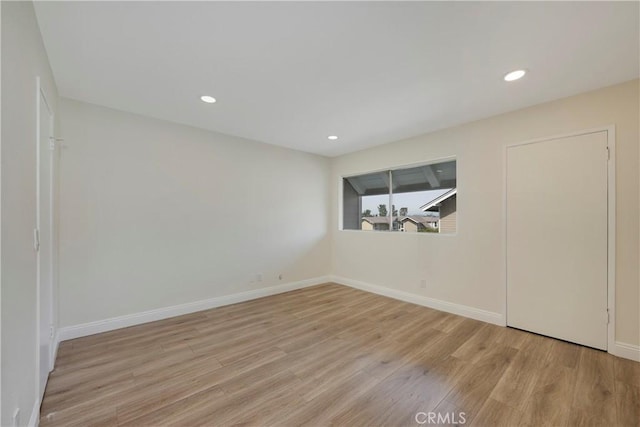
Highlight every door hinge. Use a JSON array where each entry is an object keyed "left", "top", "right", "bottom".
[
  {"left": 49, "top": 136, "right": 63, "bottom": 151},
  {"left": 606, "top": 146, "right": 610, "bottom": 160},
  {"left": 606, "top": 309, "right": 610, "bottom": 324},
  {"left": 33, "top": 228, "right": 40, "bottom": 252},
  {"left": 50, "top": 325, "right": 54, "bottom": 339}
]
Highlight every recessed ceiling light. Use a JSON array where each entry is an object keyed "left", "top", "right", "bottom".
[
  {"left": 328, "top": 135, "right": 338, "bottom": 140},
  {"left": 200, "top": 95, "right": 217, "bottom": 103},
  {"left": 504, "top": 69, "right": 527, "bottom": 82}
]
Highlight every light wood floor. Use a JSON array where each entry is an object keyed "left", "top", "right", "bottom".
[{"left": 41, "top": 283, "right": 639, "bottom": 427}]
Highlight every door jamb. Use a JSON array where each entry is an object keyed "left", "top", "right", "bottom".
[{"left": 35, "top": 76, "right": 56, "bottom": 406}]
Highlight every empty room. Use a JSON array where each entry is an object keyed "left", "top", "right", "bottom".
[{"left": 2, "top": 1, "right": 639, "bottom": 426}]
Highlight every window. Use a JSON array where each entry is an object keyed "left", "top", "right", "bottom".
[{"left": 342, "top": 159, "right": 457, "bottom": 233}]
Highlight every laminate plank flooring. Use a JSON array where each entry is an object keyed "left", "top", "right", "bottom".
[{"left": 41, "top": 283, "right": 639, "bottom": 426}]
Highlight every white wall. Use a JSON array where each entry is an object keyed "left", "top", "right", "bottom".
[
  {"left": 331, "top": 80, "right": 639, "bottom": 348},
  {"left": 58, "top": 99, "right": 330, "bottom": 328},
  {"left": 1, "top": 1, "right": 59, "bottom": 425}
]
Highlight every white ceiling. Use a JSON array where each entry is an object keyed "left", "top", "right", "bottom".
[{"left": 34, "top": 1, "right": 639, "bottom": 157}]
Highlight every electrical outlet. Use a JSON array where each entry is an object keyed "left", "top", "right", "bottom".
[
  {"left": 419, "top": 279, "right": 427, "bottom": 289},
  {"left": 278, "top": 274, "right": 283, "bottom": 280},
  {"left": 12, "top": 408, "right": 20, "bottom": 427}
]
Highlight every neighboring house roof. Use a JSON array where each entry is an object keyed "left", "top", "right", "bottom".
[
  {"left": 401, "top": 216, "right": 438, "bottom": 224},
  {"left": 362, "top": 215, "right": 438, "bottom": 224},
  {"left": 361, "top": 216, "right": 394, "bottom": 224},
  {"left": 420, "top": 188, "right": 457, "bottom": 211}
]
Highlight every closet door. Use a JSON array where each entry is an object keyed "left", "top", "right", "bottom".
[{"left": 506, "top": 131, "right": 608, "bottom": 350}]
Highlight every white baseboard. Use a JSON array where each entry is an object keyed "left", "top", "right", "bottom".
[
  {"left": 55, "top": 274, "right": 639, "bottom": 363},
  {"left": 28, "top": 399, "right": 40, "bottom": 427},
  {"left": 330, "top": 276, "right": 640, "bottom": 362},
  {"left": 611, "top": 341, "right": 640, "bottom": 362},
  {"left": 330, "top": 275, "right": 504, "bottom": 326},
  {"left": 58, "top": 276, "right": 330, "bottom": 343},
  {"left": 52, "top": 330, "right": 60, "bottom": 369}
]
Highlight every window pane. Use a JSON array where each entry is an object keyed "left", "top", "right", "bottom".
[
  {"left": 391, "top": 160, "right": 457, "bottom": 233},
  {"left": 343, "top": 171, "right": 390, "bottom": 230}
]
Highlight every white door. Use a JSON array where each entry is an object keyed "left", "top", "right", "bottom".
[
  {"left": 506, "top": 131, "right": 608, "bottom": 350},
  {"left": 37, "top": 87, "right": 54, "bottom": 398}
]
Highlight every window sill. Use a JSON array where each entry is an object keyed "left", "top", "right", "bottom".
[{"left": 337, "top": 229, "right": 457, "bottom": 237}]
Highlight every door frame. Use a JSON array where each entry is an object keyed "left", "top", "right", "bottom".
[
  {"left": 503, "top": 126, "right": 615, "bottom": 353},
  {"left": 35, "top": 76, "right": 56, "bottom": 403}
]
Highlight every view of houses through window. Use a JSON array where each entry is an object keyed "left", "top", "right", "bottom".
[{"left": 342, "top": 160, "right": 457, "bottom": 233}]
